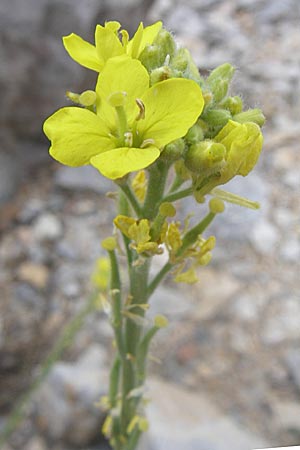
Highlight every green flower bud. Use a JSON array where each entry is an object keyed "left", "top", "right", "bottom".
[
  {"left": 139, "top": 45, "right": 163, "bottom": 72},
  {"left": 154, "top": 29, "right": 176, "bottom": 60},
  {"left": 139, "top": 29, "right": 176, "bottom": 71},
  {"left": 202, "top": 109, "right": 232, "bottom": 127},
  {"left": 150, "top": 66, "right": 173, "bottom": 85},
  {"left": 161, "top": 138, "right": 185, "bottom": 161},
  {"left": 233, "top": 109, "right": 265, "bottom": 127},
  {"left": 185, "top": 140, "right": 226, "bottom": 174},
  {"left": 185, "top": 124, "right": 204, "bottom": 144},
  {"left": 219, "top": 96, "right": 243, "bottom": 115},
  {"left": 171, "top": 48, "right": 201, "bottom": 83},
  {"left": 206, "top": 63, "right": 235, "bottom": 103}
]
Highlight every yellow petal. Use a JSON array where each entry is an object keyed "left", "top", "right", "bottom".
[
  {"left": 43, "top": 107, "right": 114, "bottom": 166},
  {"left": 139, "top": 78, "right": 204, "bottom": 148},
  {"left": 63, "top": 33, "right": 102, "bottom": 72},
  {"left": 90, "top": 145, "right": 160, "bottom": 179},
  {"left": 95, "top": 55, "right": 150, "bottom": 128},
  {"left": 95, "top": 24, "right": 124, "bottom": 65}
]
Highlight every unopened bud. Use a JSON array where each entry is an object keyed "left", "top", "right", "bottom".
[
  {"left": 161, "top": 138, "right": 185, "bottom": 161},
  {"left": 202, "top": 109, "right": 232, "bottom": 127},
  {"left": 154, "top": 28, "right": 176, "bottom": 60},
  {"left": 185, "top": 124, "right": 204, "bottom": 144},
  {"left": 220, "top": 96, "right": 243, "bottom": 115},
  {"left": 207, "top": 63, "right": 235, "bottom": 102},
  {"left": 139, "top": 29, "right": 176, "bottom": 71},
  {"left": 171, "top": 48, "right": 201, "bottom": 83},
  {"left": 233, "top": 109, "right": 265, "bottom": 127},
  {"left": 150, "top": 66, "right": 173, "bottom": 84},
  {"left": 185, "top": 141, "right": 226, "bottom": 174},
  {"left": 198, "top": 252, "right": 212, "bottom": 266}
]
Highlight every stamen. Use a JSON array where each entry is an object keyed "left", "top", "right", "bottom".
[
  {"left": 135, "top": 98, "right": 145, "bottom": 120},
  {"left": 124, "top": 132, "right": 133, "bottom": 147},
  {"left": 141, "top": 139, "right": 155, "bottom": 148}
]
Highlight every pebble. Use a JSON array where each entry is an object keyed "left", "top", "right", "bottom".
[
  {"left": 143, "top": 378, "right": 269, "bottom": 450},
  {"left": 279, "top": 238, "right": 300, "bottom": 263},
  {"left": 285, "top": 348, "right": 300, "bottom": 390},
  {"left": 262, "top": 298, "right": 300, "bottom": 344},
  {"left": 34, "top": 345, "right": 108, "bottom": 446},
  {"left": 250, "top": 219, "right": 280, "bottom": 255},
  {"left": 54, "top": 166, "right": 113, "bottom": 194},
  {"left": 272, "top": 400, "right": 300, "bottom": 431},
  {"left": 33, "top": 213, "right": 63, "bottom": 242},
  {"left": 17, "top": 262, "right": 49, "bottom": 290}
]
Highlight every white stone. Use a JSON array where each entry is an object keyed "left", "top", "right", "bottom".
[
  {"left": 33, "top": 213, "right": 63, "bottom": 241},
  {"left": 250, "top": 219, "right": 280, "bottom": 255},
  {"left": 139, "top": 378, "right": 269, "bottom": 450}
]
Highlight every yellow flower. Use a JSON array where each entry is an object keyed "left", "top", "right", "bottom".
[
  {"left": 44, "top": 56, "right": 204, "bottom": 179},
  {"left": 63, "top": 21, "right": 162, "bottom": 72}
]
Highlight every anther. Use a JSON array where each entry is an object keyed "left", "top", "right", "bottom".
[{"left": 135, "top": 98, "right": 145, "bottom": 120}]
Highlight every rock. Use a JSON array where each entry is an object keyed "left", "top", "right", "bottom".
[
  {"left": 54, "top": 166, "right": 113, "bottom": 194},
  {"left": 231, "top": 292, "right": 267, "bottom": 322},
  {"left": 149, "top": 285, "right": 194, "bottom": 319},
  {"left": 285, "top": 348, "right": 300, "bottom": 390},
  {"left": 17, "top": 262, "right": 49, "bottom": 290},
  {"left": 194, "top": 269, "right": 240, "bottom": 320},
  {"left": 33, "top": 213, "right": 63, "bottom": 241},
  {"left": 250, "top": 219, "right": 280, "bottom": 255},
  {"left": 262, "top": 298, "right": 300, "bottom": 345},
  {"left": 0, "top": 150, "right": 21, "bottom": 204},
  {"left": 34, "top": 344, "right": 108, "bottom": 446},
  {"left": 272, "top": 400, "right": 300, "bottom": 431},
  {"left": 279, "top": 238, "right": 300, "bottom": 263},
  {"left": 140, "top": 378, "right": 268, "bottom": 450},
  {"left": 23, "top": 436, "right": 47, "bottom": 450}
]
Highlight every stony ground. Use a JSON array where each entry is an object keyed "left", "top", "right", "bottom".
[{"left": 1, "top": 0, "right": 300, "bottom": 449}]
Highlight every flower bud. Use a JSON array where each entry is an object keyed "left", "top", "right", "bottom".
[
  {"left": 220, "top": 96, "right": 243, "bottom": 115},
  {"left": 206, "top": 63, "right": 235, "bottom": 103},
  {"left": 150, "top": 66, "right": 173, "bottom": 85},
  {"left": 161, "top": 138, "right": 185, "bottom": 161},
  {"left": 171, "top": 48, "right": 201, "bottom": 83},
  {"left": 202, "top": 109, "right": 232, "bottom": 127},
  {"left": 185, "top": 141, "right": 226, "bottom": 174},
  {"left": 233, "top": 109, "right": 265, "bottom": 127},
  {"left": 185, "top": 124, "right": 204, "bottom": 144},
  {"left": 139, "top": 29, "right": 176, "bottom": 71}
]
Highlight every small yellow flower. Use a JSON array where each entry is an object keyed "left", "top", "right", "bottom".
[
  {"left": 44, "top": 56, "right": 204, "bottom": 179},
  {"left": 63, "top": 21, "right": 163, "bottom": 72}
]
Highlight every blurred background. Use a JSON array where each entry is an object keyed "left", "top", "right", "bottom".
[{"left": 0, "top": 0, "right": 300, "bottom": 449}]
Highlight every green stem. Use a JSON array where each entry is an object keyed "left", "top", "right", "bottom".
[
  {"left": 118, "top": 183, "right": 143, "bottom": 218},
  {"left": 121, "top": 259, "right": 150, "bottom": 436},
  {"left": 136, "top": 326, "right": 159, "bottom": 384},
  {"left": 162, "top": 186, "right": 193, "bottom": 203},
  {"left": 108, "top": 250, "right": 124, "bottom": 358},
  {"left": 143, "top": 161, "right": 169, "bottom": 220},
  {"left": 167, "top": 174, "right": 186, "bottom": 194}
]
